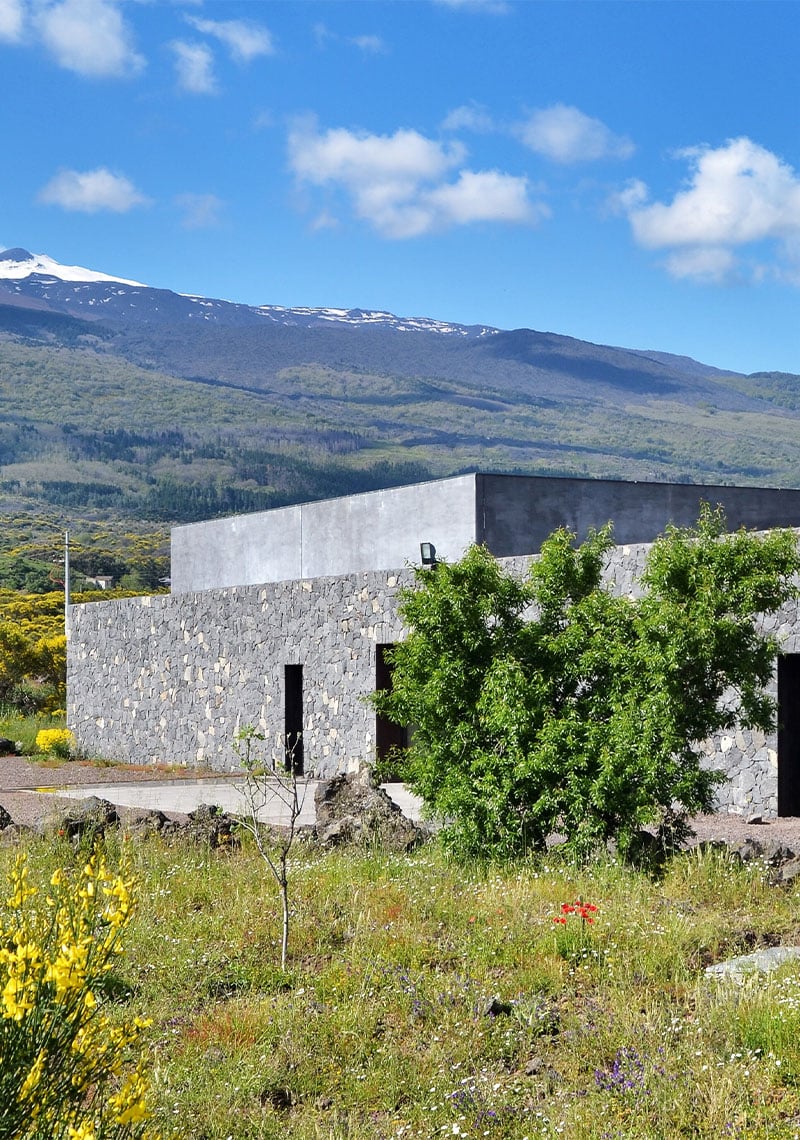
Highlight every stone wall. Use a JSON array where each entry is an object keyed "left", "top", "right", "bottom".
[
  {"left": 700, "top": 600, "right": 800, "bottom": 817},
  {"left": 67, "top": 539, "right": 799, "bottom": 815},
  {"left": 68, "top": 568, "right": 412, "bottom": 774}
]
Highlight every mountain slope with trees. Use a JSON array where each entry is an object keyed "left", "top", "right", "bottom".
[{"left": 0, "top": 248, "right": 798, "bottom": 580}]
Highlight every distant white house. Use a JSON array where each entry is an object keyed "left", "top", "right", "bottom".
[{"left": 83, "top": 575, "right": 115, "bottom": 590}]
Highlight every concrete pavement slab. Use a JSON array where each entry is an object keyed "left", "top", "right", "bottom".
[{"left": 33, "top": 779, "right": 423, "bottom": 826}]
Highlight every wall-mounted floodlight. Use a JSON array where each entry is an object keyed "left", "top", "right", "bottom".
[{"left": 420, "top": 542, "right": 437, "bottom": 566}]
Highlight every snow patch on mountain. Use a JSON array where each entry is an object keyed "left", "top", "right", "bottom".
[
  {"left": 0, "top": 248, "right": 146, "bottom": 288},
  {"left": 254, "top": 303, "right": 498, "bottom": 337},
  {"left": 0, "top": 247, "right": 497, "bottom": 337}
]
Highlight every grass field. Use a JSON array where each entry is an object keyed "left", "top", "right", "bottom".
[{"left": 4, "top": 832, "right": 800, "bottom": 1139}]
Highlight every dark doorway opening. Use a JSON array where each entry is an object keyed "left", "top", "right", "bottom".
[
  {"left": 778, "top": 654, "right": 800, "bottom": 815},
  {"left": 376, "top": 643, "right": 409, "bottom": 780},
  {"left": 284, "top": 664, "right": 304, "bottom": 775}
]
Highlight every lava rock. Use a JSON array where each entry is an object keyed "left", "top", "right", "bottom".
[
  {"left": 483, "top": 997, "right": 514, "bottom": 1017},
  {"left": 39, "top": 796, "right": 119, "bottom": 841},
  {"left": 314, "top": 768, "right": 426, "bottom": 852},
  {"left": 179, "top": 803, "right": 239, "bottom": 849}
]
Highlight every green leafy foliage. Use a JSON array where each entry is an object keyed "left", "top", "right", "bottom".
[{"left": 376, "top": 508, "right": 800, "bottom": 859}]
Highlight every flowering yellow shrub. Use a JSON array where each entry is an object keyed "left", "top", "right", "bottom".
[
  {"left": 0, "top": 594, "right": 66, "bottom": 713},
  {"left": 0, "top": 849, "right": 156, "bottom": 1139},
  {"left": 34, "top": 727, "right": 74, "bottom": 758}
]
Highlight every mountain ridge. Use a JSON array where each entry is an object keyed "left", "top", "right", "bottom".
[
  {"left": 0, "top": 248, "right": 498, "bottom": 337},
  {"left": 0, "top": 245, "right": 798, "bottom": 564},
  {"left": 0, "top": 248, "right": 736, "bottom": 373},
  {"left": 1, "top": 248, "right": 774, "bottom": 421}
]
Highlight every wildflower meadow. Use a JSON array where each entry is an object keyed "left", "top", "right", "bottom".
[{"left": 2, "top": 831, "right": 800, "bottom": 1138}]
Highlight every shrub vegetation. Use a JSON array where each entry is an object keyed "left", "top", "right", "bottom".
[
  {"left": 375, "top": 508, "right": 800, "bottom": 859},
  {"left": 0, "top": 845, "right": 155, "bottom": 1139}
]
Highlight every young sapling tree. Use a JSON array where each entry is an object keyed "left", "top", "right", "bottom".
[{"left": 233, "top": 725, "right": 310, "bottom": 971}]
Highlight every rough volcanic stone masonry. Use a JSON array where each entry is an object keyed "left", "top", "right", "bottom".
[{"left": 67, "top": 538, "right": 800, "bottom": 817}]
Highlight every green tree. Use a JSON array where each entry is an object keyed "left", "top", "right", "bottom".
[{"left": 375, "top": 507, "right": 800, "bottom": 859}]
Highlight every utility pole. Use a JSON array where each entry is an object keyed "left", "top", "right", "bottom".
[{"left": 64, "top": 530, "right": 70, "bottom": 637}]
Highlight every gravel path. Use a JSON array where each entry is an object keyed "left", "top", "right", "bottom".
[
  {"left": 687, "top": 813, "right": 800, "bottom": 848},
  {"left": 3, "top": 753, "right": 800, "bottom": 847}
]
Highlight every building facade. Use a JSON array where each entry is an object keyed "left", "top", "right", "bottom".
[{"left": 67, "top": 474, "right": 800, "bottom": 816}]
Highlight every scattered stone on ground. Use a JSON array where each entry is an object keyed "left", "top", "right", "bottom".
[
  {"left": 179, "top": 803, "right": 240, "bottom": 848},
  {"left": 259, "top": 1086, "right": 294, "bottom": 1111},
  {"left": 124, "top": 809, "right": 174, "bottom": 839},
  {"left": 0, "top": 780, "right": 427, "bottom": 853},
  {"left": 314, "top": 767, "right": 427, "bottom": 851},
  {"left": 705, "top": 946, "right": 800, "bottom": 982},
  {"left": 711, "top": 835, "right": 800, "bottom": 883},
  {"left": 522, "top": 1057, "right": 562, "bottom": 1089},
  {"left": 775, "top": 856, "right": 800, "bottom": 885},
  {"left": 483, "top": 997, "right": 514, "bottom": 1017},
  {"left": 36, "top": 795, "right": 120, "bottom": 841}
]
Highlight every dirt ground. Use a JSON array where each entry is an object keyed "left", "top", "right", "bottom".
[
  {"left": 687, "top": 813, "right": 800, "bottom": 848},
  {"left": 2, "top": 753, "right": 800, "bottom": 847}
]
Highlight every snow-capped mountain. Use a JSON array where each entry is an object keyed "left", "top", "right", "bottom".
[
  {"left": 0, "top": 247, "right": 496, "bottom": 337},
  {"left": 0, "top": 247, "right": 146, "bottom": 287},
  {"left": 0, "top": 245, "right": 750, "bottom": 422}
]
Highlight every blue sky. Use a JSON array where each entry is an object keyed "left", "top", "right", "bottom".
[{"left": 1, "top": 0, "right": 799, "bottom": 374}]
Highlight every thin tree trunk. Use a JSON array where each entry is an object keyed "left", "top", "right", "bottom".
[{"left": 280, "top": 874, "right": 289, "bottom": 972}]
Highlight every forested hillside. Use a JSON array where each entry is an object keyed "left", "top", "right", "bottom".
[{"left": 1, "top": 274, "right": 799, "bottom": 591}]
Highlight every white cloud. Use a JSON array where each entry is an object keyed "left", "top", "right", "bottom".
[
  {"left": 623, "top": 138, "right": 800, "bottom": 283},
  {"left": 185, "top": 15, "right": 274, "bottom": 62},
  {"left": 175, "top": 192, "right": 223, "bottom": 230},
  {"left": 664, "top": 247, "right": 739, "bottom": 285},
  {"left": 629, "top": 138, "right": 800, "bottom": 248},
  {"left": 288, "top": 120, "right": 544, "bottom": 239},
  {"left": 38, "top": 166, "right": 149, "bottom": 212},
  {"left": 0, "top": 0, "right": 24, "bottom": 42},
  {"left": 434, "top": 0, "right": 510, "bottom": 13},
  {"left": 519, "top": 104, "right": 634, "bottom": 164},
  {"left": 351, "top": 33, "right": 385, "bottom": 53},
  {"left": 310, "top": 210, "right": 340, "bottom": 232},
  {"left": 34, "top": 0, "right": 144, "bottom": 78},
  {"left": 606, "top": 178, "right": 649, "bottom": 216},
  {"left": 290, "top": 122, "right": 463, "bottom": 188},
  {"left": 425, "top": 169, "right": 545, "bottom": 227},
  {"left": 441, "top": 103, "right": 494, "bottom": 133},
  {"left": 171, "top": 40, "right": 217, "bottom": 94},
  {"left": 312, "top": 22, "right": 386, "bottom": 53},
  {"left": 312, "top": 21, "right": 331, "bottom": 48}
]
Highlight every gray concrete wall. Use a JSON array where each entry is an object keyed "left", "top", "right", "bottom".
[
  {"left": 171, "top": 475, "right": 478, "bottom": 592},
  {"left": 171, "top": 505, "right": 304, "bottom": 593},
  {"left": 477, "top": 473, "right": 800, "bottom": 556},
  {"left": 172, "top": 472, "right": 800, "bottom": 593}
]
